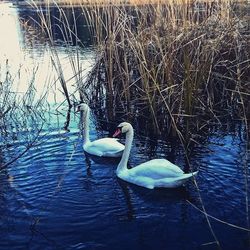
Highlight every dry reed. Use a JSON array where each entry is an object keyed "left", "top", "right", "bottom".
[
  {"left": 0, "top": 62, "right": 49, "bottom": 171},
  {"left": 80, "top": 1, "right": 249, "bottom": 131}
]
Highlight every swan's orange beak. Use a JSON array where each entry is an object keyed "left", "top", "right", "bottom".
[{"left": 113, "top": 128, "right": 121, "bottom": 138}]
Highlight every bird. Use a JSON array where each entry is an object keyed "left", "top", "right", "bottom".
[
  {"left": 77, "top": 103, "right": 124, "bottom": 157},
  {"left": 113, "top": 122, "right": 198, "bottom": 189}
]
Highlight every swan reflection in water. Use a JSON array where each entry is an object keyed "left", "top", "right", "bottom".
[
  {"left": 84, "top": 151, "right": 121, "bottom": 169},
  {"left": 117, "top": 177, "right": 194, "bottom": 221}
]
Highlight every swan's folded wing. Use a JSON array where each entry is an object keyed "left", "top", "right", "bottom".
[
  {"left": 130, "top": 159, "right": 184, "bottom": 179},
  {"left": 154, "top": 172, "right": 198, "bottom": 188},
  {"left": 89, "top": 138, "right": 125, "bottom": 153}
]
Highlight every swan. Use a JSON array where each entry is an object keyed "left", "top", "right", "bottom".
[
  {"left": 113, "top": 122, "right": 198, "bottom": 189},
  {"left": 77, "top": 103, "right": 124, "bottom": 157}
]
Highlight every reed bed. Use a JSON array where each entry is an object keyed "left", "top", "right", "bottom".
[
  {"left": 26, "top": 1, "right": 249, "bottom": 141},
  {"left": 21, "top": 0, "right": 249, "bottom": 146},
  {"left": 29, "top": 0, "right": 250, "bottom": 7},
  {"left": 79, "top": 1, "right": 249, "bottom": 141}
]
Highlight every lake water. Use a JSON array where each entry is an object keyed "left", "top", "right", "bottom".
[{"left": 0, "top": 2, "right": 249, "bottom": 250}]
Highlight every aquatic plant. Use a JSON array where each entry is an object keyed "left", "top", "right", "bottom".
[
  {"left": 24, "top": 0, "right": 249, "bottom": 159},
  {"left": 80, "top": 1, "right": 249, "bottom": 138},
  {"left": 23, "top": 0, "right": 249, "bottom": 162},
  {"left": 0, "top": 62, "right": 49, "bottom": 171},
  {"left": 26, "top": 1, "right": 249, "bottom": 139}
]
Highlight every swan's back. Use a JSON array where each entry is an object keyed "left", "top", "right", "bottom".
[
  {"left": 128, "top": 159, "right": 184, "bottom": 179},
  {"left": 84, "top": 138, "right": 124, "bottom": 157},
  {"left": 119, "top": 163, "right": 197, "bottom": 189}
]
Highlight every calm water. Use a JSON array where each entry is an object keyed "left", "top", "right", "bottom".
[{"left": 0, "top": 2, "right": 250, "bottom": 250}]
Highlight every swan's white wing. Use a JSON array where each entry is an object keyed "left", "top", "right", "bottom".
[
  {"left": 153, "top": 171, "right": 198, "bottom": 188},
  {"left": 119, "top": 174, "right": 155, "bottom": 189},
  {"left": 90, "top": 138, "right": 125, "bottom": 151},
  {"left": 119, "top": 170, "right": 197, "bottom": 189},
  {"left": 84, "top": 138, "right": 124, "bottom": 157},
  {"left": 129, "top": 159, "right": 184, "bottom": 179},
  {"left": 119, "top": 169, "right": 197, "bottom": 189}
]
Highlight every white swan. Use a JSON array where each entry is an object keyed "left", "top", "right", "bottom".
[
  {"left": 113, "top": 122, "right": 198, "bottom": 189},
  {"left": 77, "top": 103, "right": 124, "bottom": 157}
]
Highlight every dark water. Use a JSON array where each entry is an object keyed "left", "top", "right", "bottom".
[
  {"left": 1, "top": 109, "right": 249, "bottom": 250},
  {"left": 0, "top": 2, "right": 250, "bottom": 250}
]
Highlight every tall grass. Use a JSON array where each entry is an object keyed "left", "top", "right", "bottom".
[
  {"left": 79, "top": 0, "right": 249, "bottom": 139},
  {"left": 0, "top": 61, "right": 49, "bottom": 171},
  {"left": 21, "top": 0, "right": 249, "bottom": 156},
  {"left": 25, "top": 0, "right": 249, "bottom": 138}
]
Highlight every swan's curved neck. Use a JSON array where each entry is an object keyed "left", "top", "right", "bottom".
[
  {"left": 83, "top": 107, "right": 90, "bottom": 144},
  {"left": 117, "top": 127, "right": 134, "bottom": 173}
]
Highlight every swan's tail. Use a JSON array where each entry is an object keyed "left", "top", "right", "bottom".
[
  {"left": 176, "top": 171, "right": 198, "bottom": 185},
  {"left": 184, "top": 171, "right": 198, "bottom": 178}
]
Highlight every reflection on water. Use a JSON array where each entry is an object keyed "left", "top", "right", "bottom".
[{"left": 0, "top": 1, "right": 250, "bottom": 250}]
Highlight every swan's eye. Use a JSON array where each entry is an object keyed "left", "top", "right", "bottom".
[{"left": 113, "top": 128, "right": 121, "bottom": 138}]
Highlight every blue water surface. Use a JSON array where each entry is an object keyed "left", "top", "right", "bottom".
[{"left": 0, "top": 106, "right": 249, "bottom": 250}]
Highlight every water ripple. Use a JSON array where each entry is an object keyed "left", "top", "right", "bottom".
[{"left": 1, "top": 115, "right": 249, "bottom": 250}]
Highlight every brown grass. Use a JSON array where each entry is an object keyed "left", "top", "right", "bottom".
[{"left": 80, "top": 1, "right": 249, "bottom": 136}]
